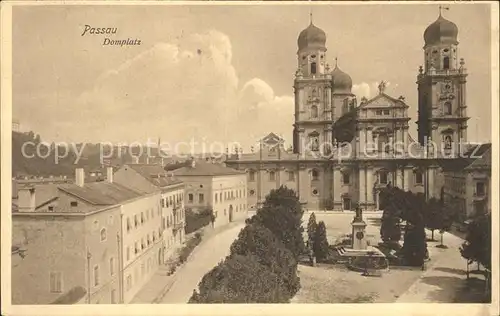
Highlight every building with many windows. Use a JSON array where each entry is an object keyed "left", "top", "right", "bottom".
[
  {"left": 114, "top": 164, "right": 186, "bottom": 264},
  {"left": 442, "top": 144, "right": 491, "bottom": 221},
  {"left": 226, "top": 12, "right": 480, "bottom": 212},
  {"left": 11, "top": 167, "right": 172, "bottom": 304},
  {"left": 166, "top": 159, "right": 248, "bottom": 227}
]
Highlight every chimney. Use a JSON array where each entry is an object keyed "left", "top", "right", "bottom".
[
  {"left": 12, "top": 179, "right": 18, "bottom": 199},
  {"left": 18, "top": 185, "right": 36, "bottom": 212},
  {"left": 106, "top": 167, "right": 113, "bottom": 183},
  {"left": 75, "top": 168, "right": 85, "bottom": 187}
]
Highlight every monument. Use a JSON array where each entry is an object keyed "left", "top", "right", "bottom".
[{"left": 351, "top": 207, "right": 367, "bottom": 250}]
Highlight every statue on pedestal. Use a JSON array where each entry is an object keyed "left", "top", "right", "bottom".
[{"left": 354, "top": 206, "right": 363, "bottom": 222}]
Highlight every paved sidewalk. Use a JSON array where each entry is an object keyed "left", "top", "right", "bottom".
[
  {"left": 396, "top": 231, "right": 468, "bottom": 303},
  {"left": 130, "top": 220, "right": 246, "bottom": 304}
]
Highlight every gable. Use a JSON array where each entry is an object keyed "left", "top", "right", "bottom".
[
  {"left": 359, "top": 93, "right": 407, "bottom": 109},
  {"left": 261, "top": 133, "right": 283, "bottom": 146}
]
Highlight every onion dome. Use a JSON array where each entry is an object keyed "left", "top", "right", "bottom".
[
  {"left": 424, "top": 13, "right": 458, "bottom": 46},
  {"left": 331, "top": 64, "right": 352, "bottom": 93},
  {"left": 298, "top": 22, "right": 326, "bottom": 51}
]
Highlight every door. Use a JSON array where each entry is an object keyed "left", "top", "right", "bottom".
[
  {"left": 343, "top": 197, "right": 351, "bottom": 211},
  {"left": 229, "top": 205, "right": 234, "bottom": 222}
]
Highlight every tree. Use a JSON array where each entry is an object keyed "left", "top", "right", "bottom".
[
  {"left": 460, "top": 213, "right": 491, "bottom": 278},
  {"left": 192, "top": 254, "right": 289, "bottom": 303},
  {"left": 380, "top": 205, "right": 401, "bottom": 244},
  {"left": 249, "top": 186, "right": 305, "bottom": 258},
  {"left": 401, "top": 216, "right": 428, "bottom": 266},
  {"left": 229, "top": 222, "right": 300, "bottom": 296},
  {"left": 424, "top": 198, "right": 443, "bottom": 241},
  {"left": 313, "top": 221, "right": 329, "bottom": 262},
  {"left": 307, "top": 212, "right": 318, "bottom": 246}
]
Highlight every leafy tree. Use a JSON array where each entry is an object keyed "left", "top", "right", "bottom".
[
  {"left": 248, "top": 186, "right": 305, "bottom": 258},
  {"left": 401, "top": 216, "right": 428, "bottom": 266},
  {"left": 192, "top": 254, "right": 289, "bottom": 303},
  {"left": 307, "top": 212, "right": 318, "bottom": 246},
  {"left": 424, "top": 198, "right": 443, "bottom": 241},
  {"left": 229, "top": 223, "right": 300, "bottom": 296},
  {"left": 460, "top": 213, "right": 491, "bottom": 273},
  {"left": 380, "top": 208, "right": 401, "bottom": 244},
  {"left": 313, "top": 221, "right": 329, "bottom": 262}
]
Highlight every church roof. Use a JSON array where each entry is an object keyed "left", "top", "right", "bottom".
[
  {"left": 424, "top": 13, "right": 459, "bottom": 47},
  {"left": 331, "top": 65, "right": 353, "bottom": 93},
  {"left": 298, "top": 22, "right": 326, "bottom": 51}
]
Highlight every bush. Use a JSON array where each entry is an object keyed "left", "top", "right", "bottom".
[
  {"left": 185, "top": 208, "right": 211, "bottom": 234},
  {"left": 179, "top": 233, "right": 202, "bottom": 263}
]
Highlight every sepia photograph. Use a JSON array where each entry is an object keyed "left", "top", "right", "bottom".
[{"left": 1, "top": 1, "right": 498, "bottom": 315}]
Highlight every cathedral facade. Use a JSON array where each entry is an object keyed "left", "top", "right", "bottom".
[{"left": 225, "top": 12, "right": 470, "bottom": 212}]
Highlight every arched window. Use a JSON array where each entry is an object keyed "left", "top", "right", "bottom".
[
  {"left": 311, "top": 169, "right": 319, "bottom": 181},
  {"left": 342, "top": 172, "right": 350, "bottom": 184},
  {"left": 311, "top": 105, "right": 318, "bottom": 118},
  {"left": 415, "top": 171, "right": 423, "bottom": 185},
  {"left": 248, "top": 170, "right": 255, "bottom": 182},
  {"left": 377, "top": 133, "right": 390, "bottom": 153},
  {"left": 444, "top": 135, "right": 453, "bottom": 149},
  {"left": 308, "top": 132, "right": 320, "bottom": 152},
  {"left": 444, "top": 102, "right": 452, "bottom": 115},
  {"left": 100, "top": 228, "right": 107, "bottom": 242},
  {"left": 342, "top": 99, "right": 349, "bottom": 114},
  {"left": 269, "top": 171, "right": 276, "bottom": 181},
  {"left": 311, "top": 62, "right": 317, "bottom": 75},
  {"left": 443, "top": 57, "right": 450, "bottom": 70},
  {"left": 379, "top": 171, "right": 388, "bottom": 184}
]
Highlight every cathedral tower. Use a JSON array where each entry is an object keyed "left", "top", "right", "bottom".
[
  {"left": 293, "top": 16, "right": 334, "bottom": 155},
  {"left": 417, "top": 9, "right": 469, "bottom": 155}
]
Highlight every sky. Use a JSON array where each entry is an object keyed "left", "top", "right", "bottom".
[{"left": 12, "top": 3, "right": 493, "bottom": 151}]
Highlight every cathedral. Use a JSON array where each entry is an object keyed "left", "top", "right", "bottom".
[{"left": 225, "top": 11, "right": 470, "bottom": 212}]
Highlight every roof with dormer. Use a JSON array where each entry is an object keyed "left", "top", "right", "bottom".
[{"left": 124, "top": 164, "right": 183, "bottom": 187}]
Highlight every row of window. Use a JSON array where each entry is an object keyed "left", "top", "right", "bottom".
[
  {"left": 213, "top": 204, "right": 246, "bottom": 217},
  {"left": 126, "top": 254, "right": 158, "bottom": 293},
  {"left": 187, "top": 193, "right": 204, "bottom": 204},
  {"left": 162, "top": 210, "right": 184, "bottom": 230},
  {"left": 247, "top": 170, "right": 422, "bottom": 185},
  {"left": 126, "top": 229, "right": 162, "bottom": 262},
  {"left": 126, "top": 208, "right": 160, "bottom": 232},
  {"left": 161, "top": 193, "right": 184, "bottom": 208},
  {"left": 375, "top": 109, "right": 391, "bottom": 116},
  {"left": 214, "top": 189, "right": 246, "bottom": 203}
]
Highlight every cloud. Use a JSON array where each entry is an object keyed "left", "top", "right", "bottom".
[{"left": 48, "top": 30, "right": 294, "bottom": 150}]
